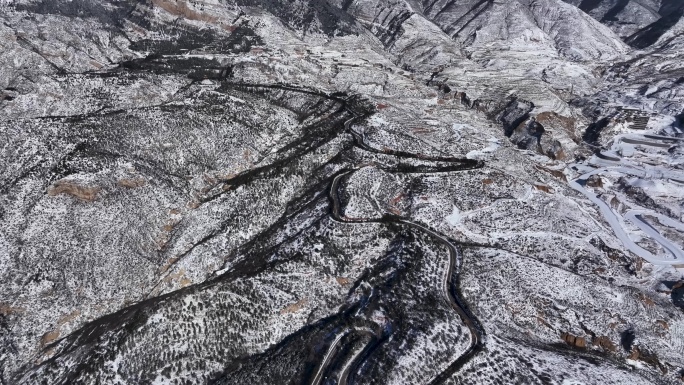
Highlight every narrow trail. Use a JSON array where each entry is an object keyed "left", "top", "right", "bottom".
[{"left": 310, "top": 104, "right": 485, "bottom": 385}]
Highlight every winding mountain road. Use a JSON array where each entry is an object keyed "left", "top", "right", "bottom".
[
  {"left": 313, "top": 105, "right": 485, "bottom": 385},
  {"left": 570, "top": 131, "right": 684, "bottom": 265}
]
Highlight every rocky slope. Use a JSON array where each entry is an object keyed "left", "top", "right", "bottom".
[{"left": 1, "top": 0, "right": 684, "bottom": 384}]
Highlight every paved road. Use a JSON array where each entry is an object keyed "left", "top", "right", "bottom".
[
  {"left": 625, "top": 210, "right": 684, "bottom": 262},
  {"left": 316, "top": 104, "right": 484, "bottom": 385},
  {"left": 571, "top": 133, "right": 684, "bottom": 265}
]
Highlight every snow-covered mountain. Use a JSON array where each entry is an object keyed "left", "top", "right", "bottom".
[{"left": 1, "top": 0, "right": 684, "bottom": 384}]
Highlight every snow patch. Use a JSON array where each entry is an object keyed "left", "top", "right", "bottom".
[
  {"left": 445, "top": 206, "right": 461, "bottom": 226},
  {"left": 466, "top": 137, "right": 500, "bottom": 159}
]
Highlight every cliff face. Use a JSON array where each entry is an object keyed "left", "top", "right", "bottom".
[{"left": 2, "top": 1, "right": 684, "bottom": 384}]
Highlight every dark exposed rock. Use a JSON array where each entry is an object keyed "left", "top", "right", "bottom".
[
  {"left": 620, "top": 328, "right": 635, "bottom": 352},
  {"left": 497, "top": 99, "right": 534, "bottom": 138},
  {"left": 512, "top": 118, "right": 545, "bottom": 150},
  {"left": 504, "top": 115, "right": 568, "bottom": 159},
  {"left": 545, "top": 140, "right": 566, "bottom": 160},
  {"left": 439, "top": 83, "right": 451, "bottom": 94},
  {"left": 663, "top": 281, "right": 684, "bottom": 309},
  {"left": 582, "top": 117, "right": 611, "bottom": 145},
  {"left": 456, "top": 91, "right": 472, "bottom": 108},
  {"left": 674, "top": 109, "right": 684, "bottom": 131}
]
